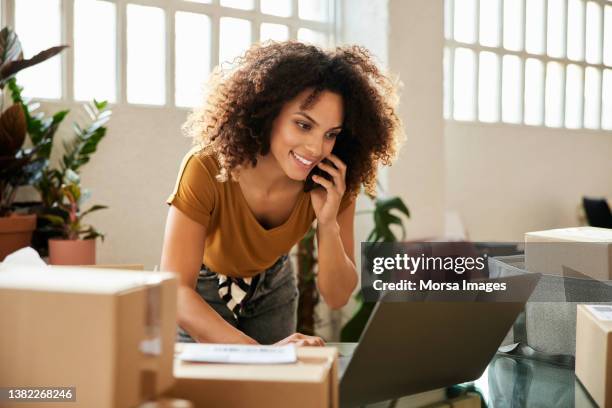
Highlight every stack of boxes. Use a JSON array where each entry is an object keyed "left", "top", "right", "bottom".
[
  {"left": 524, "top": 226, "right": 612, "bottom": 405},
  {"left": 0, "top": 263, "right": 340, "bottom": 407}
]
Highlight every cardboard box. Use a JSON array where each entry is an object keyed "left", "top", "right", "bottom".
[
  {"left": 0, "top": 266, "right": 177, "bottom": 408},
  {"left": 164, "top": 345, "right": 338, "bottom": 408},
  {"left": 575, "top": 304, "right": 612, "bottom": 408},
  {"left": 525, "top": 227, "right": 612, "bottom": 280}
]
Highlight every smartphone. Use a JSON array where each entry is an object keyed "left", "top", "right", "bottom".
[{"left": 303, "top": 157, "right": 341, "bottom": 192}]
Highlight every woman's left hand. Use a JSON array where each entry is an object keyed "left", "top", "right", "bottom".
[{"left": 309, "top": 154, "right": 347, "bottom": 227}]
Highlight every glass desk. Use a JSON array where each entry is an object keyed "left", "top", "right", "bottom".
[
  {"left": 470, "top": 354, "right": 597, "bottom": 408},
  {"left": 332, "top": 341, "right": 597, "bottom": 408}
]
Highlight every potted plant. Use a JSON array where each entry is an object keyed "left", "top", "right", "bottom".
[
  {"left": 21, "top": 96, "right": 110, "bottom": 265},
  {"left": 340, "top": 195, "right": 410, "bottom": 341},
  {"left": 42, "top": 169, "right": 107, "bottom": 265},
  {"left": 0, "top": 26, "right": 67, "bottom": 260}
]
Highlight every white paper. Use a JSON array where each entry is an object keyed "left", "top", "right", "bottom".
[
  {"left": 587, "top": 305, "right": 612, "bottom": 321},
  {"left": 0, "top": 247, "right": 49, "bottom": 271},
  {"left": 178, "top": 343, "right": 297, "bottom": 364}
]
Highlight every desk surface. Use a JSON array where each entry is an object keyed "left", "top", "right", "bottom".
[{"left": 471, "top": 354, "right": 596, "bottom": 408}]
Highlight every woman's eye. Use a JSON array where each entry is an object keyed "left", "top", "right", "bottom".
[
  {"left": 326, "top": 132, "right": 339, "bottom": 140},
  {"left": 296, "top": 121, "right": 311, "bottom": 131}
]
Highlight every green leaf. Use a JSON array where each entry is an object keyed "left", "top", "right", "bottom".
[
  {"left": 80, "top": 204, "right": 108, "bottom": 218},
  {"left": 42, "top": 214, "right": 66, "bottom": 227}
]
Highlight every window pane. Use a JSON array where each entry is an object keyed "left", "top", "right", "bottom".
[
  {"left": 564, "top": 64, "right": 583, "bottom": 128},
  {"left": 127, "top": 5, "right": 165, "bottom": 105},
  {"left": 261, "top": 23, "right": 289, "bottom": 42},
  {"left": 15, "top": 0, "right": 62, "bottom": 99},
  {"left": 604, "top": 6, "right": 612, "bottom": 66},
  {"left": 478, "top": 51, "right": 500, "bottom": 122},
  {"left": 502, "top": 55, "right": 521, "bottom": 123},
  {"left": 219, "top": 18, "right": 252, "bottom": 65},
  {"left": 74, "top": 0, "right": 116, "bottom": 103},
  {"left": 454, "top": 0, "right": 476, "bottom": 43},
  {"left": 445, "top": 0, "right": 452, "bottom": 40},
  {"left": 545, "top": 62, "right": 564, "bottom": 127},
  {"left": 504, "top": 0, "right": 524, "bottom": 51},
  {"left": 603, "top": 69, "right": 612, "bottom": 130},
  {"left": 184, "top": 0, "right": 211, "bottom": 3},
  {"left": 261, "top": 0, "right": 292, "bottom": 17},
  {"left": 220, "top": 0, "right": 254, "bottom": 10},
  {"left": 567, "top": 0, "right": 585, "bottom": 61},
  {"left": 176, "top": 12, "right": 211, "bottom": 108},
  {"left": 479, "top": 0, "right": 501, "bottom": 46},
  {"left": 525, "top": 0, "right": 545, "bottom": 54},
  {"left": 547, "top": 0, "right": 565, "bottom": 58},
  {"left": 298, "top": 0, "right": 328, "bottom": 22},
  {"left": 297, "top": 28, "right": 328, "bottom": 47},
  {"left": 524, "top": 58, "right": 544, "bottom": 125},
  {"left": 584, "top": 67, "right": 601, "bottom": 129},
  {"left": 453, "top": 48, "right": 476, "bottom": 121},
  {"left": 586, "top": 2, "right": 602, "bottom": 64}
]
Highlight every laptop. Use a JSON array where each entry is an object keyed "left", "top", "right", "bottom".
[{"left": 333, "top": 273, "right": 541, "bottom": 407}]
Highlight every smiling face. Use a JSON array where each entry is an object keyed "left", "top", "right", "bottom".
[{"left": 268, "top": 88, "right": 344, "bottom": 181}]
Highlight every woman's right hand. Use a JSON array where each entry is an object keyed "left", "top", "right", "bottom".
[{"left": 274, "top": 332, "right": 325, "bottom": 347}]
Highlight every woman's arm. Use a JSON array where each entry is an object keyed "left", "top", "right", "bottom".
[
  {"left": 160, "top": 206, "right": 258, "bottom": 344},
  {"left": 316, "top": 199, "right": 358, "bottom": 309}
]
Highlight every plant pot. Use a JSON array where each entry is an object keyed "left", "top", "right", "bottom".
[
  {"left": 0, "top": 213, "right": 37, "bottom": 261},
  {"left": 48, "top": 238, "right": 96, "bottom": 265}
]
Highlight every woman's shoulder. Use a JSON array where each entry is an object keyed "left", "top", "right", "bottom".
[{"left": 182, "top": 146, "right": 221, "bottom": 177}]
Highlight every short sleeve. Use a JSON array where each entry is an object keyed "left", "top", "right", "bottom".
[{"left": 166, "top": 151, "right": 217, "bottom": 227}]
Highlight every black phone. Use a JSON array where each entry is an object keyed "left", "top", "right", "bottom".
[{"left": 303, "top": 157, "right": 339, "bottom": 193}]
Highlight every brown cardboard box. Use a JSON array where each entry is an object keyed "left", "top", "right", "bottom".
[
  {"left": 525, "top": 227, "right": 612, "bottom": 280},
  {"left": 0, "top": 266, "right": 177, "bottom": 408},
  {"left": 164, "top": 344, "right": 338, "bottom": 408},
  {"left": 575, "top": 304, "right": 612, "bottom": 408}
]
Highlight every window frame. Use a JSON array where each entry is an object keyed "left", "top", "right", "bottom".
[
  {"left": 444, "top": 0, "right": 612, "bottom": 131},
  {"left": 1, "top": 0, "right": 338, "bottom": 108}
]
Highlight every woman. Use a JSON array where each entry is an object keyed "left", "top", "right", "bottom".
[{"left": 161, "top": 41, "right": 403, "bottom": 346}]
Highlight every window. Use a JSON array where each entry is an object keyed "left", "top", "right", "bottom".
[
  {"left": 3, "top": 0, "right": 336, "bottom": 107},
  {"left": 445, "top": 0, "right": 612, "bottom": 130}
]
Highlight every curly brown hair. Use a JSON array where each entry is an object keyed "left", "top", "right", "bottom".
[{"left": 182, "top": 41, "right": 404, "bottom": 198}]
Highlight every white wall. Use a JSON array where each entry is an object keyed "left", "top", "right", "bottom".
[
  {"left": 342, "top": 0, "right": 446, "bottom": 241},
  {"left": 387, "top": 0, "right": 445, "bottom": 240},
  {"left": 445, "top": 122, "right": 612, "bottom": 241}
]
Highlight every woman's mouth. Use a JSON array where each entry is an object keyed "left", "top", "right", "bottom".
[{"left": 290, "top": 151, "right": 315, "bottom": 170}]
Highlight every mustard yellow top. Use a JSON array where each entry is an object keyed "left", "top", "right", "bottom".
[{"left": 166, "top": 148, "right": 353, "bottom": 278}]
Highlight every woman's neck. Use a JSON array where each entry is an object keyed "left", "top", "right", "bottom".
[{"left": 238, "top": 154, "right": 302, "bottom": 196}]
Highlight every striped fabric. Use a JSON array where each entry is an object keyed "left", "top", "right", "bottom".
[{"left": 217, "top": 273, "right": 261, "bottom": 319}]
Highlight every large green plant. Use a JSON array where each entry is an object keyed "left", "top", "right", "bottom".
[
  {"left": 8, "top": 80, "right": 111, "bottom": 241},
  {"left": 0, "top": 27, "right": 67, "bottom": 215},
  {"left": 340, "top": 195, "right": 409, "bottom": 342}
]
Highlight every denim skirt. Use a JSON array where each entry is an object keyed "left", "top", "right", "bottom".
[{"left": 177, "top": 254, "right": 299, "bottom": 345}]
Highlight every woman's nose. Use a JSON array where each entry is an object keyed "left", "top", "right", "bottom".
[{"left": 304, "top": 134, "right": 325, "bottom": 158}]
